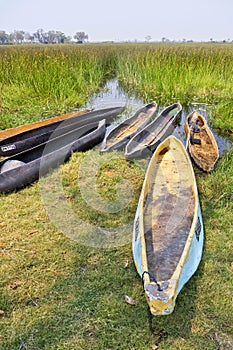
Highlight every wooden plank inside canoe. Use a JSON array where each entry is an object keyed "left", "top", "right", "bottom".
[
  {"left": 142, "top": 138, "right": 195, "bottom": 281},
  {"left": 101, "top": 101, "right": 157, "bottom": 152}
]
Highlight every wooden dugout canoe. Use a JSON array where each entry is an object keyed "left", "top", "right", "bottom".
[
  {"left": 184, "top": 111, "right": 219, "bottom": 172},
  {"left": 100, "top": 101, "right": 157, "bottom": 152},
  {"left": 125, "top": 102, "right": 182, "bottom": 160},
  {"left": 0, "top": 109, "right": 89, "bottom": 140},
  {"left": 133, "top": 135, "right": 204, "bottom": 315},
  {"left": 0, "top": 106, "right": 125, "bottom": 157},
  {"left": 0, "top": 119, "right": 106, "bottom": 193}
]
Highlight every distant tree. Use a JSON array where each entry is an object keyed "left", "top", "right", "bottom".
[
  {"left": 145, "top": 35, "right": 152, "bottom": 42},
  {"left": 55, "top": 31, "right": 69, "bottom": 43},
  {"left": 32, "top": 29, "right": 67, "bottom": 44},
  {"left": 13, "top": 30, "right": 25, "bottom": 43},
  {"left": 74, "top": 31, "right": 88, "bottom": 43},
  {"left": 24, "top": 32, "right": 35, "bottom": 43},
  {"left": 33, "top": 29, "right": 47, "bottom": 43},
  {"left": 8, "top": 33, "right": 14, "bottom": 44},
  {"left": 0, "top": 28, "right": 85, "bottom": 45},
  {"left": 0, "top": 30, "right": 9, "bottom": 44},
  {"left": 65, "top": 36, "right": 72, "bottom": 43},
  {"left": 47, "top": 30, "right": 57, "bottom": 44}
]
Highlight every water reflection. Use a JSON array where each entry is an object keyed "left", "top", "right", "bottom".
[
  {"left": 84, "top": 79, "right": 231, "bottom": 156},
  {"left": 85, "top": 79, "right": 144, "bottom": 117}
]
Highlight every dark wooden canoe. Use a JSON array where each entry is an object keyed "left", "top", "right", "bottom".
[
  {"left": 0, "top": 106, "right": 125, "bottom": 157},
  {"left": 0, "top": 109, "right": 90, "bottom": 140},
  {"left": 133, "top": 136, "right": 204, "bottom": 315},
  {"left": 184, "top": 111, "right": 219, "bottom": 172},
  {"left": 0, "top": 120, "right": 106, "bottom": 193},
  {"left": 125, "top": 102, "right": 182, "bottom": 160},
  {"left": 100, "top": 102, "right": 157, "bottom": 152}
]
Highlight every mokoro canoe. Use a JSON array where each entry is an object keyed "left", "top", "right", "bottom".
[
  {"left": 0, "top": 106, "right": 125, "bottom": 157},
  {"left": 184, "top": 111, "right": 219, "bottom": 172},
  {"left": 100, "top": 101, "right": 157, "bottom": 152},
  {"left": 0, "top": 119, "right": 106, "bottom": 193},
  {"left": 0, "top": 109, "right": 89, "bottom": 140},
  {"left": 133, "top": 135, "right": 204, "bottom": 315},
  {"left": 125, "top": 102, "right": 182, "bottom": 160}
]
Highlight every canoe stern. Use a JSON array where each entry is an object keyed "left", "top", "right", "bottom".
[
  {"left": 133, "top": 198, "right": 179, "bottom": 316},
  {"left": 143, "top": 200, "right": 204, "bottom": 316}
]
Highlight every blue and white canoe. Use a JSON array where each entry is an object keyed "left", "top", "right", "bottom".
[{"left": 133, "top": 135, "right": 204, "bottom": 315}]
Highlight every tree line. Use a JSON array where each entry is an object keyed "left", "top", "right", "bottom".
[{"left": 0, "top": 29, "right": 88, "bottom": 44}]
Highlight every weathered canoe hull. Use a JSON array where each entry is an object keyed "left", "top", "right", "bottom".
[
  {"left": 185, "top": 111, "right": 219, "bottom": 172},
  {"left": 0, "top": 109, "right": 89, "bottom": 140},
  {"left": 0, "top": 106, "right": 124, "bottom": 156},
  {"left": 132, "top": 135, "right": 204, "bottom": 315},
  {"left": 101, "top": 102, "right": 157, "bottom": 152},
  {"left": 125, "top": 103, "right": 182, "bottom": 160},
  {"left": 0, "top": 120, "right": 106, "bottom": 193}
]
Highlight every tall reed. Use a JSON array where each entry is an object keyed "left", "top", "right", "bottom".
[
  {"left": 0, "top": 44, "right": 115, "bottom": 128},
  {"left": 0, "top": 43, "right": 232, "bottom": 133},
  {"left": 116, "top": 43, "right": 233, "bottom": 131}
]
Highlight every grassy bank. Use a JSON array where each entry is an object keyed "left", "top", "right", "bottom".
[{"left": 0, "top": 43, "right": 233, "bottom": 350}]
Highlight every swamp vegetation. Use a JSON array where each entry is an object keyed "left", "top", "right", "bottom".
[{"left": 0, "top": 43, "right": 232, "bottom": 350}]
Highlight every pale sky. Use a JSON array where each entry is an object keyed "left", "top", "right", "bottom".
[{"left": 0, "top": 0, "right": 232, "bottom": 42}]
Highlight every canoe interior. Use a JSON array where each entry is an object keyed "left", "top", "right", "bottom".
[
  {"left": 142, "top": 137, "right": 196, "bottom": 282},
  {"left": 104, "top": 102, "right": 157, "bottom": 149},
  {"left": 187, "top": 111, "right": 219, "bottom": 168},
  {"left": 126, "top": 103, "right": 181, "bottom": 156}
]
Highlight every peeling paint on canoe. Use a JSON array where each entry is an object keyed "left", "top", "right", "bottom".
[
  {"left": 177, "top": 203, "right": 204, "bottom": 295},
  {"left": 132, "top": 201, "right": 144, "bottom": 276},
  {"left": 132, "top": 135, "right": 204, "bottom": 316}
]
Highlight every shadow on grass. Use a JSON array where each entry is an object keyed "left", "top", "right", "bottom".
[
  {"left": 1, "top": 243, "right": 207, "bottom": 350},
  {"left": 148, "top": 257, "right": 205, "bottom": 348},
  {"left": 1, "top": 245, "right": 151, "bottom": 350}
]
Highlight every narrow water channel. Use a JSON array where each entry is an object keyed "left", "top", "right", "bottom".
[
  {"left": 84, "top": 79, "right": 231, "bottom": 156},
  {"left": 84, "top": 79, "right": 144, "bottom": 119}
]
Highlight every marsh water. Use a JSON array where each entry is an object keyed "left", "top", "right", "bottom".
[{"left": 84, "top": 79, "right": 231, "bottom": 156}]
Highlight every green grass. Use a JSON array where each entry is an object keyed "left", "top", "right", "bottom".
[
  {"left": 0, "top": 44, "right": 116, "bottom": 129},
  {"left": 116, "top": 42, "right": 233, "bottom": 133},
  {"left": 0, "top": 43, "right": 233, "bottom": 350}
]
